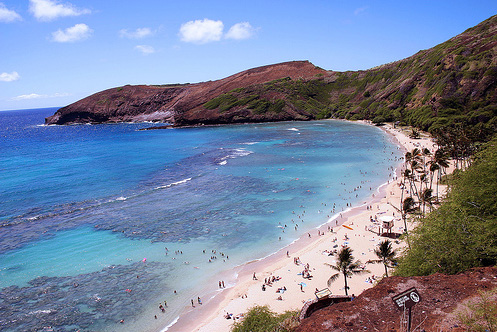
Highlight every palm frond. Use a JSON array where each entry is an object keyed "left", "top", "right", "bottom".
[{"left": 327, "top": 273, "right": 339, "bottom": 287}]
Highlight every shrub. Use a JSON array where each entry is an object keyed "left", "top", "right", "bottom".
[
  {"left": 457, "top": 289, "right": 497, "bottom": 332},
  {"left": 231, "top": 305, "right": 299, "bottom": 332}
]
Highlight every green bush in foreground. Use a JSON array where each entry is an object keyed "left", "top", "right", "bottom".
[
  {"left": 231, "top": 305, "right": 299, "bottom": 332},
  {"left": 457, "top": 289, "right": 497, "bottom": 332},
  {"left": 395, "top": 137, "right": 497, "bottom": 276}
]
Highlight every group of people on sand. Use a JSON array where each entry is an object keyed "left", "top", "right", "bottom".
[
  {"left": 365, "top": 275, "right": 377, "bottom": 284},
  {"left": 323, "top": 248, "right": 338, "bottom": 256},
  {"left": 224, "top": 312, "right": 243, "bottom": 320},
  {"left": 301, "top": 263, "right": 313, "bottom": 279},
  {"left": 261, "top": 274, "right": 282, "bottom": 291},
  {"left": 255, "top": 272, "right": 287, "bottom": 300},
  {"left": 265, "top": 275, "right": 281, "bottom": 285}
]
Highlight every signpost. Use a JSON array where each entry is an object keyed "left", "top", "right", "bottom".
[{"left": 392, "top": 287, "right": 421, "bottom": 332}]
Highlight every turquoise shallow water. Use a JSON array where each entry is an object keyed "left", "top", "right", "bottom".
[{"left": 0, "top": 108, "right": 402, "bottom": 331}]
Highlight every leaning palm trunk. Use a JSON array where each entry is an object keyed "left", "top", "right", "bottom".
[
  {"left": 342, "top": 270, "right": 349, "bottom": 295},
  {"left": 401, "top": 197, "right": 416, "bottom": 248}
]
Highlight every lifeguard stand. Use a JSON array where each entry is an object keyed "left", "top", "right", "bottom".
[{"left": 380, "top": 215, "right": 394, "bottom": 235}]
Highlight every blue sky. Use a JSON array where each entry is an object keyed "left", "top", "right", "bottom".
[{"left": 1, "top": 0, "right": 496, "bottom": 111}]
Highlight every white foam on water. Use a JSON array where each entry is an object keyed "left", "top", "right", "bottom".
[
  {"left": 160, "top": 316, "right": 179, "bottom": 332},
  {"left": 217, "top": 148, "right": 253, "bottom": 165},
  {"left": 155, "top": 177, "right": 192, "bottom": 190}
]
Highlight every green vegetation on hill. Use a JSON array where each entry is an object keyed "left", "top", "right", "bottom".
[
  {"left": 203, "top": 14, "right": 497, "bottom": 143},
  {"left": 203, "top": 77, "right": 334, "bottom": 117},
  {"left": 395, "top": 137, "right": 497, "bottom": 276}
]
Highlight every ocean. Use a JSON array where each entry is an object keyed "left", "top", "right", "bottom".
[{"left": 0, "top": 107, "right": 402, "bottom": 331}]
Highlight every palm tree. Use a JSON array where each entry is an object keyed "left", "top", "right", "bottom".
[
  {"left": 428, "top": 161, "right": 440, "bottom": 192},
  {"left": 420, "top": 188, "right": 433, "bottom": 216},
  {"left": 419, "top": 148, "right": 431, "bottom": 195},
  {"left": 401, "top": 197, "right": 416, "bottom": 247},
  {"left": 409, "top": 129, "right": 420, "bottom": 139},
  {"left": 326, "top": 247, "right": 368, "bottom": 296},
  {"left": 432, "top": 149, "right": 450, "bottom": 201},
  {"left": 405, "top": 148, "right": 422, "bottom": 202},
  {"left": 373, "top": 240, "right": 398, "bottom": 277}
]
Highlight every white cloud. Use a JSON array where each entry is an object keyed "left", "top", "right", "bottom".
[
  {"left": 135, "top": 45, "right": 155, "bottom": 55},
  {"left": 354, "top": 6, "right": 368, "bottom": 16},
  {"left": 0, "top": 3, "right": 22, "bottom": 22},
  {"left": 120, "top": 28, "right": 153, "bottom": 39},
  {"left": 179, "top": 19, "right": 223, "bottom": 44},
  {"left": 11, "top": 92, "right": 69, "bottom": 101},
  {"left": 11, "top": 93, "right": 44, "bottom": 100},
  {"left": 225, "top": 22, "right": 254, "bottom": 40},
  {"left": 0, "top": 71, "right": 20, "bottom": 82},
  {"left": 29, "top": 0, "right": 90, "bottom": 22},
  {"left": 51, "top": 23, "right": 92, "bottom": 42}
]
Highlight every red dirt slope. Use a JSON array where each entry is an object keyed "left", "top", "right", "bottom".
[{"left": 296, "top": 267, "right": 497, "bottom": 332}]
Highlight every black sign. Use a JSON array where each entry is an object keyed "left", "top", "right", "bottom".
[{"left": 392, "top": 287, "right": 421, "bottom": 309}]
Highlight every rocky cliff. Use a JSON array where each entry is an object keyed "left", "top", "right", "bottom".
[{"left": 45, "top": 61, "right": 328, "bottom": 125}]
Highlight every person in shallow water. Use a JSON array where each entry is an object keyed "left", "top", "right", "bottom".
[{"left": 0, "top": 115, "right": 404, "bottom": 332}]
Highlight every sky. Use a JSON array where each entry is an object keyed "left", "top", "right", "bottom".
[{"left": 1, "top": 0, "right": 496, "bottom": 111}]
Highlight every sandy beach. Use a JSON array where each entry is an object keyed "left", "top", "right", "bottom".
[{"left": 165, "top": 121, "right": 440, "bottom": 332}]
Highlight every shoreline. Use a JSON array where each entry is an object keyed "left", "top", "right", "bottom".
[{"left": 162, "top": 121, "right": 435, "bottom": 332}]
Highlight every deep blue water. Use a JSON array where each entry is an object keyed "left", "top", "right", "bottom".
[{"left": 0, "top": 108, "right": 402, "bottom": 331}]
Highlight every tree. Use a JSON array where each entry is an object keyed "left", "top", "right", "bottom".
[
  {"left": 401, "top": 196, "right": 417, "bottom": 247},
  {"left": 373, "top": 240, "right": 398, "bottom": 277},
  {"left": 419, "top": 148, "right": 432, "bottom": 196},
  {"left": 327, "top": 247, "right": 368, "bottom": 295},
  {"left": 409, "top": 129, "right": 420, "bottom": 139},
  {"left": 420, "top": 188, "right": 434, "bottom": 216},
  {"left": 428, "top": 161, "right": 440, "bottom": 193},
  {"left": 404, "top": 148, "right": 422, "bottom": 202},
  {"left": 431, "top": 149, "right": 450, "bottom": 201}
]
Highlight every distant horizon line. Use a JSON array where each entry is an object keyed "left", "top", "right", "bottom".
[{"left": 0, "top": 106, "right": 61, "bottom": 113}]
